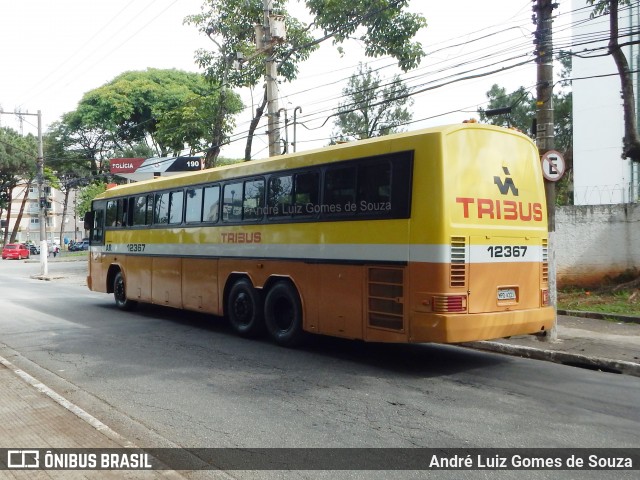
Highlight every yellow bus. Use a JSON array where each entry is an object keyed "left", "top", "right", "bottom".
[{"left": 85, "top": 123, "right": 554, "bottom": 346}]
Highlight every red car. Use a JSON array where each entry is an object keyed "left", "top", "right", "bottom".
[{"left": 2, "top": 243, "right": 30, "bottom": 260}]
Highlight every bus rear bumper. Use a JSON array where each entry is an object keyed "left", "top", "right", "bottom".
[{"left": 409, "top": 307, "right": 556, "bottom": 344}]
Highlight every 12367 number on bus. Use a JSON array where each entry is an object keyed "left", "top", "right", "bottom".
[
  {"left": 127, "top": 243, "right": 146, "bottom": 253},
  {"left": 487, "top": 246, "right": 527, "bottom": 258}
]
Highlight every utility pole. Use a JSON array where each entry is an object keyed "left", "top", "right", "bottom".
[
  {"left": 36, "top": 110, "right": 48, "bottom": 276},
  {"left": 260, "top": 0, "right": 288, "bottom": 157},
  {"left": 263, "top": 0, "right": 280, "bottom": 157},
  {"left": 534, "top": 0, "right": 558, "bottom": 341}
]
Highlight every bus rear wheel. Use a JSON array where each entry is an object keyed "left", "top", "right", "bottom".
[
  {"left": 264, "top": 281, "right": 304, "bottom": 347},
  {"left": 114, "top": 271, "right": 137, "bottom": 311},
  {"left": 227, "top": 278, "right": 265, "bottom": 337}
]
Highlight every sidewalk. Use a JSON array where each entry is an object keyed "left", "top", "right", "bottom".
[
  {"left": 0, "top": 312, "right": 639, "bottom": 476},
  {"left": 464, "top": 312, "right": 640, "bottom": 377},
  {"left": 0, "top": 355, "right": 186, "bottom": 479}
]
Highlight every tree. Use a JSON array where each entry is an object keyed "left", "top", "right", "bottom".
[
  {"left": 0, "top": 127, "right": 37, "bottom": 244},
  {"left": 587, "top": 0, "right": 640, "bottom": 162},
  {"left": 478, "top": 86, "right": 536, "bottom": 134},
  {"left": 156, "top": 90, "right": 242, "bottom": 167},
  {"left": 332, "top": 63, "right": 413, "bottom": 141},
  {"left": 76, "top": 183, "right": 107, "bottom": 218},
  {"left": 185, "top": 0, "right": 426, "bottom": 159},
  {"left": 72, "top": 69, "right": 242, "bottom": 163}
]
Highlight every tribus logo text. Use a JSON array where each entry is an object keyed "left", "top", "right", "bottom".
[
  {"left": 455, "top": 166, "right": 543, "bottom": 221},
  {"left": 455, "top": 197, "right": 543, "bottom": 221}
]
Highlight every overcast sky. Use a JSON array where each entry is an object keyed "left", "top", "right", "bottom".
[{"left": 0, "top": 0, "right": 574, "bottom": 160}]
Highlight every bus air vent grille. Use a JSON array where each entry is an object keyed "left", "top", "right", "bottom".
[
  {"left": 368, "top": 267, "right": 404, "bottom": 331},
  {"left": 450, "top": 236, "right": 467, "bottom": 288},
  {"left": 542, "top": 238, "right": 549, "bottom": 283}
]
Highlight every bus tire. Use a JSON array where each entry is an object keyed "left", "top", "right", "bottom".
[
  {"left": 114, "top": 271, "right": 137, "bottom": 311},
  {"left": 264, "top": 281, "right": 305, "bottom": 347},
  {"left": 227, "top": 278, "right": 265, "bottom": 337}
]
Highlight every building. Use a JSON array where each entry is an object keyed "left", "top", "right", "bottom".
[
  {"left": 571, "top": 0, "right": 640, "bottom": 205},
  {"left": 0, "top": 180, "right": 81, "bottom": 246}
]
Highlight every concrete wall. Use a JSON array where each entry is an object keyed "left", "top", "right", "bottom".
[{"left": 556, "top": 204, "right": 640, "bottom": 287}]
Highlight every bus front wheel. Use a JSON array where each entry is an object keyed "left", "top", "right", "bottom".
[
  {"left": 227, "top": 278, "right": 265, "bottom": 337},
  {"left": 264, "top": 281, "right": 304, "bottom": 347},
  {"left": 114, "top": 271, "right": 137, "bottom": 311}
]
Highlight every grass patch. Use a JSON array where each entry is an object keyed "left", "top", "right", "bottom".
[{"left": 557, "top": 288, "right": 640, "bottom": 316}]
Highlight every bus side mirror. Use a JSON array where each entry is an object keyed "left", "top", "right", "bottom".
[{"left": 83, "top": 211, "right": 94, "bottom": 231}]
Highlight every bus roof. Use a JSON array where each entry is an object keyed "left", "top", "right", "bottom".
[{"left": 95, "top": 123, "right": 532, "bottom": 200}]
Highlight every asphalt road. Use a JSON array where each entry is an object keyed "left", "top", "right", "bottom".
[{"left": 0, "top": 258, "right": 638, "bottom": 479}]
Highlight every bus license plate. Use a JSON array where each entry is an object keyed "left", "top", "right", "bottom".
[{"left": 498, "top": 288, "right": 516, "bottom": 300}]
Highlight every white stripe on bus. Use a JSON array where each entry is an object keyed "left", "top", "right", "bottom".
[{"left": 94, "top": 243, "right": 543, "bottom": 264}]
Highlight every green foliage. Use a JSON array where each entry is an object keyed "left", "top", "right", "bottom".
[
  {"left": 157, "top": 89, "right": 243, "bottom": 157},
  {"left": 0, "top": 127, "right": 37, "bottom": 209},
  {"left": 586, "top": 0, "right": 631, "bottom": 16},
  {"left": 76, "top": 182, "right": 107, "bottom": 217},
  {"left": 478, "top": 85, "right": 536, "bottom": 135},
  {"left": 305, "top": 0, "right": 426, "bottom": 71},
  {"left": 186, "top": 1, "right": 317, "bottom": 88},
  {"left": 558, "top": 288, "right": 640, "bottom": 316},
  {"left": 72, "top": 68, "right": 242, "bottom": 158},
  {"left": 332, "top": 63, "right": 413, "bottom": 141},
  {"left": 215, "top": 156, "right": 244, "bottom": 166}
]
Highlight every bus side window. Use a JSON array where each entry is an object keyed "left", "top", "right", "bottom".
[
  {"left": 223, "top": 182, "right": 242, "bottom": 222},
  {"left": 242, "top": 179, "right": 264, "bottom": 221},
  {"left": 324, "top": 166, "right": 356, "bottom": 215},
  {"left": 203, "top": 185, "right": 220, "bottom": 223},
  {"left": 145, "top": 194, "right": 154, "bottom": 225},
  {"left": 185, "top": 187, "right": 203, "bottom": 223},
  {"left": 121, "top": 198, "right": 131, "bottom": 226},
  {"left": 294, "top": 171, "right": 319, "bottom": 216},
  {"left": 92, "top": 209, "right": 104, "bottom": 243},
  {"left": 268, "top": 175, "right": 293, "bottom": 218},
  {"left": 106, "top": 200, "right": 118, "bottom": 227},
  {"left": 154, "top": 192, "right": 170, "bottom": 224},
  {"left": 127, "top": 197, "right": 136, "bottom": 227},
  {"left": 169, "top": 190, "right": 184, "bottom": 225},
  {"left": 357, "top": 161, "right": 391, "bottom": 212},
  {"left": 133, "top": 195, "right": 147, "bottom": 226}
]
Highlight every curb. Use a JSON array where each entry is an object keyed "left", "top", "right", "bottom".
[
  {"left": 463, "top": 340, "right": 640, "bottom": 378},
  {"left": 24, "top": 256, "right": 86, "bottom": 264}
]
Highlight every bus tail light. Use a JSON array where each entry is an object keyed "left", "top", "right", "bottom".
[
  {"left": 432, "top": 295, "right": 467, "bottom": 313},
  {"left": 541, "top": 289, "right": 549, "bottom": 306}
]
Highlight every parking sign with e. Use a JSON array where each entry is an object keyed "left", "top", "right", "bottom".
[{"left": 540, "top": 150, "right": 565, "bottom": 182}]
